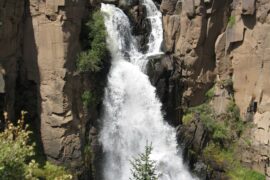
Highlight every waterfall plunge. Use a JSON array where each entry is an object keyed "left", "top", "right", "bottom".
[{"left": 100, "top": 2, "right": 195, "bottom": 180}]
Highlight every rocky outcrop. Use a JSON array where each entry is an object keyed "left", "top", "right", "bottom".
[
  {"left": 1, "top": 0, "right": 99, "bottom": 175},
  {"left": 22, "top": 0, "right": 88, "bottom": 170},
  {"left": 154, "top": 0, "right": 269, "bottom": 178},
  {"left": 1, "top": 0, "right": 270, "bottom": 178},
  {"left": 216, "top": 0, "right": 270, "bottom": 176}
]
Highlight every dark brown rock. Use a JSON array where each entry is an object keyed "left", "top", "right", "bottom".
[{"left": 160, "top": 0, "right": 177, "bottom": 15}]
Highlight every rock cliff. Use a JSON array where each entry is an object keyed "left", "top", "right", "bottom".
[
  {"left": 0, "top": 0, "right": 269, "bottom": 179},
  {"left": 153, "top": 0, "right": 269, "bottom": 178}
]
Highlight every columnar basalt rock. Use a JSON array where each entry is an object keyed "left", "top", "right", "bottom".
[
  {"left": 0, "top": 0, "right": 25, "bottom": 120},
  {"left": 157, "top": 0, "right": 269, "bottom": 177},
  {"left": 227, "top": 0, "right": 270, "bottom": 176},
  {"left": 23, "top": 0, "right": 86, "bottom": 168},
  {"left": 154, "top": 0, "right": 230, "bottom": 125}
]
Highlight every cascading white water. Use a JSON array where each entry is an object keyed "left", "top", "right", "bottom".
[{"left": 100, "top": 2, "right": 195, "bottom": 180}]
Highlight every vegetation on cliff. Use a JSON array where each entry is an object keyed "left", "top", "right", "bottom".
[
  {"left": 0, "top": 112, "right": 72, "bottom": 180},
  {"left": 182, "top": 86, "right": 266, "bottom": 179},
  {"left": 77, "top": 11, "right": 107, "bottom": 72},
  {"left": 81, "top": 90, "right": 96, "bottom": 108}
]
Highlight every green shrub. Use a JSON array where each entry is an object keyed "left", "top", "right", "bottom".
[
  {"left": 26, "top": 161, "right": 72, "bottom": 180},
  {"left": 227, "top": 101, "right": 240, "bottom": 120},
  {"left": 226, "top": 100, "right": 245, "bottom": 135},
  {"left": 0, "top": 112, "right": 72, "bottom": 180},
  {"left": 182, "top": 113, "right": 193, "bottom": 125},
  {"left": 205, "top": 86, "right": 215, "bottom": 100},
  {"left": 0, "top": 112, "right": 35, "bottom": 179},
  {"left": 187, "top": 95, "right": 264, "bottom": 179},
  {"left": 77, "top": 11, "right": 107, "bottom": 72},
  {"left": 203, "top": 143, "right": 234, "bottom": 165},
  {"left": 187, "top": 104, "right": 231, "bottom": 143},
  {"left": 228, "top": 16, "right": 236, "bottom": 28},
  {"left": 82, "top": 90, "right": 95, "bottom": 107}
]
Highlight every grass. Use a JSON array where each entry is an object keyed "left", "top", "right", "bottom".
[{"left": 228, "top": 165, "right": 266, "bottom": 180}]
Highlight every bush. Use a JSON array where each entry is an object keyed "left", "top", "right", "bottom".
[
  {"left": 77, "top": 11, "right": 107, "bottom": 72},
  {"left": 26, "top": 161, "right": 72, "bottom": 180},
  {"left": 226, "top": 100, "right": 245, "bottom": 136},
  {"left": 0, "top": 111, "right": 72, "bottom": 180},
  {"left": 0, "top": 111, "right": 34, "bottom": 179},
  {"left": 81, "top": 90, "right": 95, "bottom": 107},
  {"left": 182, "top": 113, "right": 193, "bottom": 125},
  {"left": 205, "top": 86, "right": 215, "bottom": 100},
  {"left": 203, "top": 143, "right": 234, "bottom": 166}
]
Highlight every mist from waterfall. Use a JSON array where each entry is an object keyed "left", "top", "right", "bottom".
[{"left": 100, "top": 2, "right": 195, "bottom": 180}]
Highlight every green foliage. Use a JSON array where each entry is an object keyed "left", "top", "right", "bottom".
[
  {"left": 205, "top": 86, "right": 215, "bottom": 100},
  {"left": 228, "top": 16, "right": 236, "bottom": 28},
  {"left": 203, "top": 143, "right": 234, "bottom": 165},
  {"left": 0, "top": 111, "right": 34, "bottom": 179},
  {"left": 203, "top": 143, "right": 266, "bottom": 180},
  {"left": 228, "top": 165, "right": 266, "bottom": 180},
  {"left": 226, "top": 101, "right": 240, "bottom": 120},
  {"left": 26, "top": 161, "right": 72, "bottom": 180},
  {"left": 82, "top": 90, "right": 95, "bottom": 107},
  {"left": 185, "top": 91, "right": 264, "bottom": 179},
  {"left": 182, "top": 113, "right": 193, "bottom": 125},
  {"left": 186, "top": 104, "right": 230, "bottom": 142},
  {"left": 0, "top": 112, "right": 72, "bottom": 180},
  {"left": 77, "top": 10, "right": 107, "bottom": 72},
  {"left": 130, "top": 143, "right": 158, "bottom": 180},
  {"left": 226, "top": 100, "right": 245, "bottom": 136}
]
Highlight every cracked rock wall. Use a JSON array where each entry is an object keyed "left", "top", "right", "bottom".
[{"left": 23, "top": 0, "right": 86, "bottom": 166}]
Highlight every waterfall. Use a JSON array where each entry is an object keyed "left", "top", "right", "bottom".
[{"left": 100, "top": 2, "right": 195, "bottom": 180}]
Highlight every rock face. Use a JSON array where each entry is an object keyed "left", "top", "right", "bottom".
[
  {"left": 0, "top": 0, "right": 96, "bottom": 174},
  {"left": 0, "top": 0, "right": 25, "bottom": 120},
  {"left": 1, "top": 0, "right": 270, "bottom": 178},
  {"left": 23, "top": 0, "right": 86, "bottom": 167},
  {"left": 228, "top": 0, "right": 270, "bottom": 175},
  {"left": 155, "top": 0, "right": 270, "bottom": 178}
]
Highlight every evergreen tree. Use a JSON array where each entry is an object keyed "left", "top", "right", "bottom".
[{"left": 130, "top": 143, "right": 158, "bottom": 180}]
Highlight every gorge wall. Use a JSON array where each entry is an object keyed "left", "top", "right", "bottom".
[
  {"left": 153, "top": 0, "right": 270, "bottom": 178},
  {"left": 0, "top": 0, "right": 269, "bottom": 179}
]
